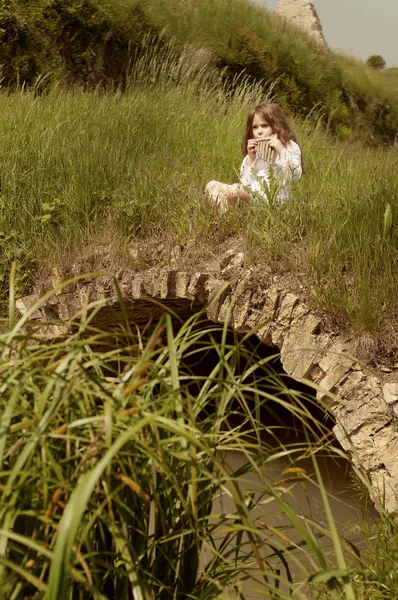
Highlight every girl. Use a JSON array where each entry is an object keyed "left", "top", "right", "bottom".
[{"left": 205, "top": 102, "right": 302, "bottom": 211}]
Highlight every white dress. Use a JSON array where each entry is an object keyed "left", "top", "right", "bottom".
[{"left": 239, "top": 140, "right": 302, "bottom": 203}]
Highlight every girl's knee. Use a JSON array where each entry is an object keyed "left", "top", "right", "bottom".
[
  {"left": 205, "top": 181, "right": 221, "bottom": 200},
  {"left": 205, "top": 180, "right": 230, "bottom": 212},
  {"left": 205, "top": 180, "right": 216, "bottom": 193}
]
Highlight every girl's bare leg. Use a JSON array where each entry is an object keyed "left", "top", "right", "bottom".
[
  {"left": 227, "top": 184, "right": 250, "bottom": 207},
  {"left": 205, "top": 181, "right": 251, "bottom": 212},
  {"left": 205, "top": 181, "right": 233, "bottom": 213}
]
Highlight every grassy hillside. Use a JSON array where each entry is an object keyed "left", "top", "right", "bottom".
[
  {"left": 0, "top": 47, "right": 396, "bottom": 357},
  {"left": 0, "top": 0, "right": 396, "bottom": 353},
  {"left": 1, "top": 0, "right": 398, "bottom": 144}
]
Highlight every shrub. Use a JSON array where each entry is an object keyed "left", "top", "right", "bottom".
[{"left": 366, "top": 54, "right": 386, "bottom": 70}]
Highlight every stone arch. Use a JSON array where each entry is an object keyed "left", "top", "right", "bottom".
[{"left": 17, "top": 250, "right": 398, "bottom": 512}]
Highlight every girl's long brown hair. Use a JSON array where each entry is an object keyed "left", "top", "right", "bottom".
[{"left": 241, "top": 102, "right": 300, "bottom": 157}]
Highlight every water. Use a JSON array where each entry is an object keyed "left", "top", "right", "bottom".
[{"left": 209, "top": 429, "right": 378, "bottom": 599}]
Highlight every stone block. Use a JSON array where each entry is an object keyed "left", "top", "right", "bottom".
[
  {"left": 142, "top": 271, "right": 166, "bottom": 298},
  {"left": 317, "top": 342, "right": 354, "bottom": 395},
  {"left": 220, "top": 247, "right": 242, "bottom": 270},
  {"left": 16, "top": 295, "right": 40, "bottom": 318},
  {"left": 256, "top": 320, "right": 273, "bottom": 345},
  {"left": 189, "top": 273, "right": 210, "bottom": 302},
  {"left": 217, "top": 297, "right": 232, "bottom": 324},
  {"left": 318, "top": 341, "right": 351, "bottom": 372},
  {"left": 243, "top": 308, "right": 264, "bottom": 331},
  {"left": 232, "top": 290, "right": 253, "bottom": 331},
  {"left": 280, "top": 314, "right": 328, "bottom": 378},
  {"left": 264, "top": 287, "right": 281, "bottom": 319},
  {"left": 155, "top": 272, "right": 169, "bottom": 299},
  {"left": 338, "top": 396, "right": 389, "bottom": 436},
  {"left": 271, "top": 324, "right": 286, "bottom": 348},
  {"left": 250, "top": 285, "right": 269, "bottom": 310},
  {"left": 290, "top": 303, "right": 310, "bottom": 324},
  {"left": 131, "top": 277, "right": 144, "bottom": 299},
  {"left": 175, "top": 272, "right": 190, "bottom": 298},
  {"left": 338, "top": 370, "right": 366, "bottom": 400},
  {"left": 205, "top": 278, "right": 230, "bottom": 321},
  {"left": 31, "top": 322, "right": 70, "bottom": 340},
  {"left": 220, "top": 251, "right": 245, "bottom": 278},
  {"left": 205, "top": 277, "right": 228, "bottom": 300},
  {"left": 78, "top": 285, "right": 92, "bottom": 305},
  {"left": 58, "top": 295, "right": 83, "bottom": 321},
  {"left": 333, "top": 422, "right": 351, "bottom": 452},
  {"left": 378, "top": 449, "right": 398, "bottom": 488},
  {"left": 187, "top": 272, "right": 202, "bottom": 298},
  {"left": 252, "top": 287, "right": 281, "bottom": 344},
  {"left": 277, "top": 292, "right": 299, "bottom": 326},
  {"left": 349, "top": 422, "right": 395, "bottom": 463},
  {"left": 383, "top": 382, "right": 398, "bottom": 406},
  {"left": 369, "top": 468, "right": 398, "bottom": 514}
]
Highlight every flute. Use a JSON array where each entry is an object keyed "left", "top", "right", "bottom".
[{"left": 256, "top": 137, "right": 277, "bottom": 166}]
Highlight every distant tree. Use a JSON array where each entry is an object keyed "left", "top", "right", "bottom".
[{"left": 366, "top": 54, "right": 386, "bottom": 70}]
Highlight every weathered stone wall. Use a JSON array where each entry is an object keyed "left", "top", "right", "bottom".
[
  {"left": 274, "top": 0, "right": 328, "bottom": 48},
  {"left": 17, "top": 249, "right": 398, "bottom": 512}
]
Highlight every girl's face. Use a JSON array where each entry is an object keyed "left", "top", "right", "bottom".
[{"left": 252, "top": 112, "right": 273, "bottom": 139}]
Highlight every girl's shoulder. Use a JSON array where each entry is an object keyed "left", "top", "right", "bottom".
[{"left": 286, "top": 139, "right": 301, "bottom": 153}]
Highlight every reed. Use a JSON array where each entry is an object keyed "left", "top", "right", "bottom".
[{"left": 0, "top": 284, "right": 392, "bottom": 599}]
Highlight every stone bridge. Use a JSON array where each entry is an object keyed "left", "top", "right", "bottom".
[{"left": 17, "top": 248, "right": 398, "bottom": 512}]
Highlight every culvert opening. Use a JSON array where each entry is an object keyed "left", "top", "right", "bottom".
[
  {"left": 174, "top": 314, "right": 336, "bottom": 443},
  {"left": 87, "top": 297, "right": 336, "bottom": 440}
]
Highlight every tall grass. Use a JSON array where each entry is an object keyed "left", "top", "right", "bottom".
[
  {"left": 0, "top": 43, "right": 261, "bottom": 246},
  {"left": 0, "top": 286, "right": 391, "bottom": 599},
  {"left": 119, "top": 0, "right": 398, "bottom": 141},
  {"left": 128, "top": 0, "right": 343, "bottom": 110},
  {"left": 246, "top": 121, "right": 398, "bottom": 337},
  {"left": 3, "top": 0, "right": 398, "bottom": 144},
  {"left": 0, "top": 36, "right": 396, "bottom": 337}
]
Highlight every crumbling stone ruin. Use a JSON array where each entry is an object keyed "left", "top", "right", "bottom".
[
  {"left": 274, "top": 0, "right": 328, "bottom": 48},
  {"left": 17, "top": 247, "right": 398, "bottom": 513}
]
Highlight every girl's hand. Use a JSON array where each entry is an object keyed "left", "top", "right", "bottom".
[
  {"left": 247, "top": 138, "right": 257, "bottom": 164},
  {"left": 266, "top": 134, "right": 285, "bottom": 157}
]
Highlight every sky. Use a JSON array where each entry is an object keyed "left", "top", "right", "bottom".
[{"left": 254, "top": 0, "right": 398, "bottom": 68}]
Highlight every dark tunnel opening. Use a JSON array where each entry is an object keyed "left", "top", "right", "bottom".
[
  {"left": 88, "top": 297, "right": 336, "bottom": 441},
  {"left": 177, "top": 316, "right": 336, "bottom": 441}
]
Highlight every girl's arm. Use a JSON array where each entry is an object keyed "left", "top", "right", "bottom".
[
  {"left": 239, "top": 155, "right": 254, "bottom": 187},
  {"left": 274, "top": 140, "right": 302, "bottom": 182},
  {"left": 239, "top": 155, "right": 271, "bottom": 202}
]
